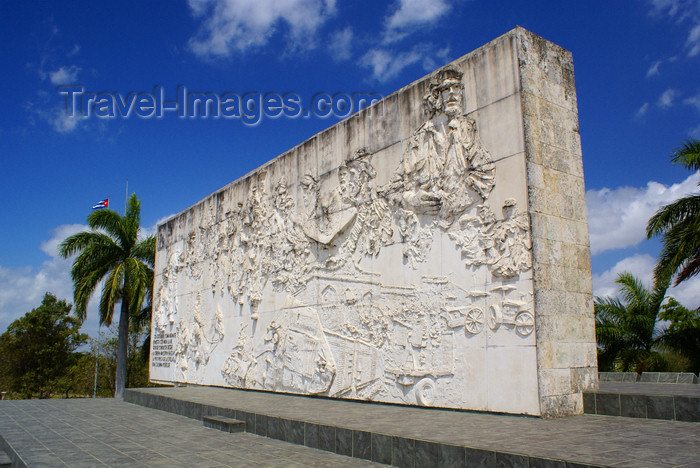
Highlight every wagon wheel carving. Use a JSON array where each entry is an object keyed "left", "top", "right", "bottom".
[
  {"left": 514, "top": 311, "right": 534, "bottom": 336},
  {"left": 415, "top": 378, "right": 436, "bottom": 406},
  {"left": 464, "top": 307, "right": 484, "bottom": 334},
  {"left": 487, "top": 304, "right": 501, "bottom": 330}
]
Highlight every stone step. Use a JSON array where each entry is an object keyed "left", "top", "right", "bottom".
[
  {"left": 583, "top": 383, "right": 700, "bottom": 422},
  {"left": 598, "top": 372, "right": 698, "bottom": 384},
  {"left": 203, "top": 415, "right": 246, "bottom": 433},
  {"left": 126, "top": 387, "right": 639, "bottom": 467}
]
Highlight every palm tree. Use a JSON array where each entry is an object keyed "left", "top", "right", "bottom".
[
  {"left": 59, "top": 194, "right": 155, "bottom": 398},
  {"left": 646, "top": 139, "right": 700, "bottom": 285},
  {"left": 594, "top": 272, "right": 669, "bottom": 373}
]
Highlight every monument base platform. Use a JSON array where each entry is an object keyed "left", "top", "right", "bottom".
[
  {"left": 125, "top": 386, "right": 699, "bottom": 467},
  {"left": 583, "top": 382, "right": 700, "bottom": 422}
]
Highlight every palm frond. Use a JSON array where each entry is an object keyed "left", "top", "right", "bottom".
[
  {"left": 654, "top": 219, "right": 700, "bottom": 284},
  {"left": 99, "top": 263, "right": 125, "bottom": 326},
  {"left": 59, "top": 231, "right": 116, "bottom": 258},
  {"left": 124, "top": 257, "right": 152, "bottom": 315},
  {"left": 615, "top": 272, "right": 650, "bottom": 309},
  {"left": 671, "top": 139, "right": 700, "bottom": 172},
  {"left": 132, "top": 235, "right": 156, "bottom": 266},
  {"left": 675, "top": 249, "right": 700, "bottom": 284},
  {"left": 647, "top": 194, "right": 700, "bottom": 238},
  {"left": 87, "top": 209, "right": 130, "bottom": 252},
  {"left": 124, "top": 194, "right": 142, "bottom": 248},
  {"left": 73, "top": 269, "right": 106, "bottom": 321}
]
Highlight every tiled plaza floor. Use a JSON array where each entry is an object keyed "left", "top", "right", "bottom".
[
  {"left": 0, "top": 398, "right": 384, "bottom": 467},
  {"left": 127, "top": 385, "right": 700, "bottom": 468}
]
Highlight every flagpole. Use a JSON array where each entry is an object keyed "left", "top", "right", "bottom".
[{"left": 124, "top": 179, "right": 128, "bottom": 213}]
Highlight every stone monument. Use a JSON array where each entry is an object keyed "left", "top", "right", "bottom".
[{"left": 150, "top": 27, "right": 598, "bottom": 417}]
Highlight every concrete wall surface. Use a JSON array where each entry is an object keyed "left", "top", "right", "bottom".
[{"left": 150, "top": 27, "right": 598, "bottom": 417}]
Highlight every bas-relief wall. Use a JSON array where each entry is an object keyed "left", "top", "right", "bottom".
[{"left": 150, "top": 28, "right": 596, "bottom": 417}]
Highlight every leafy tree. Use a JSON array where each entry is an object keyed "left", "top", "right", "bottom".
[
  {"left": 647, "top": 139, "right": 700, "bottom": 285},
  {"left": 59, "top": 194, "right": 155, "bottom": 398},
  {"left": 55, "top": 352, "right": 99, "bottom": 398},
  {"left": 88, "top": 328, "right": 153, "bottom": 397},
  {"left": 658, "top": 298, "right": 700, "bottom": 373},
  {"left": 0, "top": 293, "right": 87, "bottom": 398},
  {"left": 594, "top": 272, "right": 669, "bottom": 373}
]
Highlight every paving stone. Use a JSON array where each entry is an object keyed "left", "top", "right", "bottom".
[
  {"left": 255, "top": 413, "right": 269, "bottom": 437},
  {"left": 640, "top": 372, "right": 660, "bottom": 383},
  {"left": 335, "top": 427, "right": 352, "bottom": 457},
  {"left": 8, "top": 386, "right": 700, "bottom": 468},
  {"left": 0, "top": 399, "right": 385, "bottom": 468},
  {"left": 414, "top": 439, "right": 439, "bottom": 467},
  {"left": 582, "top": 392, "right": 595, "bottom": 414},
  {"left": 646, "top": 396, "right": 675, "bottom": 420},
  {"left": 318, "top": 424, "right": 335, "bottom": 452},
  {"left": 370, "top": 433, "right": 392, "bottom": 465},
  {"left": 304, "top": 422, "right": 320, "bottom": 449},
  {"left": 657, "top": 373, "right": 678, "bottom": 384},
  {"left": 391, "top": 436, "right": 415, "bottom": 468},
  {"left": 677, "top": 373, "right": 696, "bottom": 384},
  {"left": 595, "top": 393, "right": 620, "bottom": 416},
  {"left": 352, "top": 429, "right": 371, "bottom": 460},
  {"left": 673, "top": 396, "right": 700, "bottom": 422},
  {"left": 439, "top": 443, "right": 466, "bottom": 467},
  {"left": 465, "top": 447, "right": 495, "bottom": 467},
  {"left": 619, "top": 394, "right": 646, "bottom": 418}
]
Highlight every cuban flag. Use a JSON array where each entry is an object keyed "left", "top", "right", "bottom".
[{"left": 92, "top": 198, "right": 109, "bottom": 210}]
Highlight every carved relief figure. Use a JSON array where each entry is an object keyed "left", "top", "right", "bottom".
[
  {"left": 341, "top": 151, "right": 393, "bottom": 257},
  {"left": 221, "top": 325, "right": 257, "bottom": 387},
  {"left": 174, "top": 293, "right": 224, "bottom": 380},
  {"left": 390, "top": 67, "right": 496, "bottom": 230},
  {"left": 255, "top": 307, "right": 336, "bottom": 395},
  {"left": 299, "top": 168, "right": 356, "bottom": 246},
  {"left": 489, "top": 199, "right": 532, "bottom": 278}
]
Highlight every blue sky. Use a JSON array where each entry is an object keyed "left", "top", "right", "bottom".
[{"left": 1, "top": 0, "right": 699, "bottom": 337}]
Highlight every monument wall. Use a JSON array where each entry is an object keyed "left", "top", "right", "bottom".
[{"left": 150, "top": 27, "right": 598, "bottom": 417}]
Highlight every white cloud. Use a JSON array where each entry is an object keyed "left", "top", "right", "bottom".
[
  {"left": 635, "top": 102, "right": 650, "bottom": 120},
  {"left": 690, "top": 123, "right": 700, "bottom": 138},
  {"left": 0, "top": 221, "right": 163, "bottom": 338},
  {"left": 648, "top": 0, "right": 700, "bottom": 57},
  {"left": 687, "top": 22, "right": 700, "bottom": 56},
  {"left": 67, "top": 44, "right": 80, "bottom": 57},
  {"left": 649, "top": 0, "right": 684, "bottom": 18},
  {"left": 141, "top": 215, "right": 176, "bottom": 239},
  {"left": 646, "top": 60, "right": 662, "bottom": 77},
  {"left": 586, "top": 172, "right": 700, "bottom": 255},
  {"left": 49, "top": 65, "right": 80, "bottom": 85},
  {"left": 682, "top": 92, "right": 700, "bottom": 136},
  {"left": 360, "top": 43, "right": 449, "bottom": 82},
  {"left": 40, "top": 224, "right": 86, "bottom": 257},
  {"left": 0, "top": 224, "right": 102, "bottom": 338},
  {"left": 187, "top": 0, "right": 336, "bottom": 58},
  {"left": 50, "top": 107, "right": 82, "bottom": 133},
  {"left": 658, "top": 88, "right": 678, "bottom": 108},
  {"left": 684, "top": 91, "right": 700, "bottom": 112},
  {"left": 593, "top": 254, "right": 656, "bottom": 299},
  {"left": 328, "top": 27, "right": 353, "bottom": 61},
  {"left": 593, "top": 253, "right": 700, "bottom": 309},
  {"left": 27, "top": 102, "right": 83, "bottom": 134},
  {"left": 384, "top": 0, "right": 451, "bottom": 43}
]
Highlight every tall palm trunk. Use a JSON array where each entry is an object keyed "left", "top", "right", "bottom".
[{"left": 115, "top": 298, "right": 129, "bottom": 398}]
